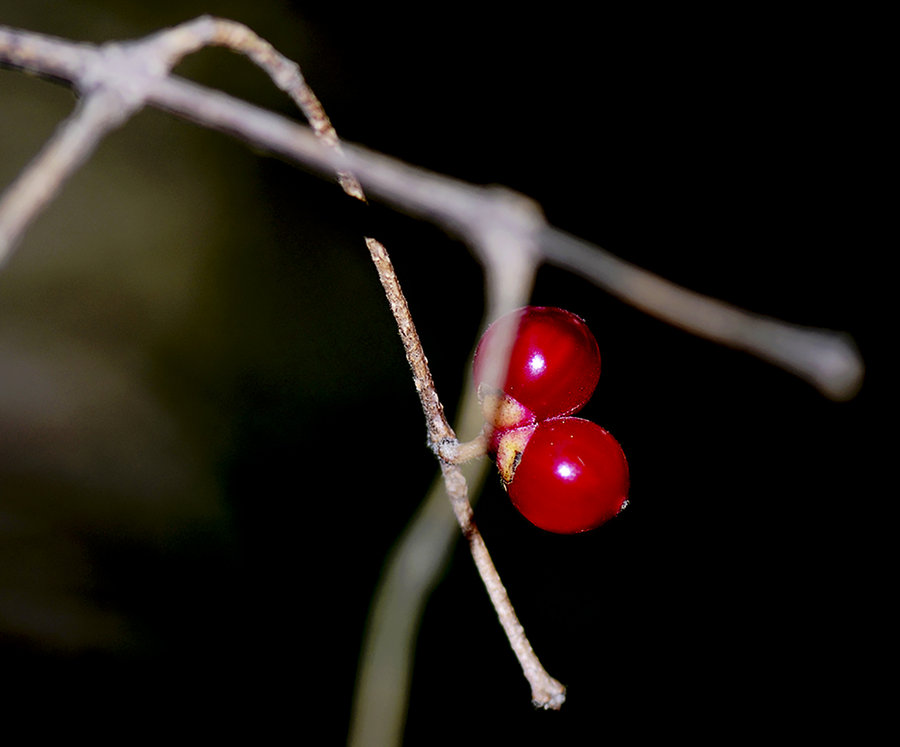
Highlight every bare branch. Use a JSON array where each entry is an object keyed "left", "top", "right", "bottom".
[
  {"left": 140, "top": 16, "right": 364, "bottom": 199},
  {"left": 541, "top": 227, "right": 864, "bottom": 400},
  {"left": 139, "top": 71, "right": 865, "bottom": 399},
  {"left": 3, "top": 24, "right": 859, "bottom": 397},
  {"left": 365, "top": 238, "right": 456, "bottom": 444},
  {"left": 0, "top": 90, "right": 131, "bottom": 267}
]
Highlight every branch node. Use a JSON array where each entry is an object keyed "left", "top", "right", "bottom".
[{"left": 434, "top": 432, "right": 489, "bottom": 465}]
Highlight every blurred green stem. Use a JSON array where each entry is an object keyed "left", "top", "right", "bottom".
[{"left": 346, "top": 449, "right": 490, "bottom": 747}]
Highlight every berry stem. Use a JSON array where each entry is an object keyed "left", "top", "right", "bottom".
[{"left": 436, "top": 430, "right": 490, "bottom": 464}]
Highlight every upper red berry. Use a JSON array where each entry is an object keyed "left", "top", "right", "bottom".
[
  {"left": 503, "top": 417, "right": 629, "bottom": 534},
  {"left": 473, "top": 307, "right": 601, "bottom": 429}
]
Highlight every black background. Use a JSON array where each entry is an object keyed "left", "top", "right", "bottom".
[{"left": 0, "top": 2, "right": 887, "bottom": 743}]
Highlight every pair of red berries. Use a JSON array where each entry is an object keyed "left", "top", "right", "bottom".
[{"left": 473, "top": 306, "right": 629, "bottom": 534}]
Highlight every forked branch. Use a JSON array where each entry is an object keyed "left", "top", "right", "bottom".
[{"left": 0, "top": 20, "right": 864, "bottom": 398}]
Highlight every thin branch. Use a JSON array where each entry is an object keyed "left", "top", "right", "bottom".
[
  {"left": 442, "top": 456, "right": 566, "bottom": 706},
  {"left": 0, "top": 89, "right": 132, "bottom": 268},
  {"left": 141, "top": 16, "right": 364, "bottom": 199},
  {"left": 365, "top": 238, "right": 455, "bottom": 444},
  {"left": 138, "top": 71, "right": 863, "bottom": 400},
  {"left": 541, "top": 227, "right": 864, "bottom": 401}
]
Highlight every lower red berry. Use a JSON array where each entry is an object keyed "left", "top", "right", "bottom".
[{"left": 502, "top": 417, "right": 629, "bottom": 534}]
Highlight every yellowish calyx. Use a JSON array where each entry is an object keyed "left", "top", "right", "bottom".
[
  {"left": 477, "top": 385, "right": 533, "bottom": 430},
  {"left": 494, "top": 424, "right": 537, "bottom": 485}
]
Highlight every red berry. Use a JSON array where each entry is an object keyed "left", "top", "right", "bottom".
[
  {"left": 500, "top": 417, "right": 629, "bottom": 534},
  {"left": 473, "top": 307, "right": 601, "bottom": 429}
]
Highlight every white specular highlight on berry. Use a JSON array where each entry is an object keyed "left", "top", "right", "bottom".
[
  {"left": 527, "top": 353, "right": 546, "bottom": 375},
  {"left": 555, "top": 461, "right": 577, "bottom": 480}
]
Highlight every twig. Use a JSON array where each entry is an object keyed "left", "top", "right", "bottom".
[
  {"left": 0, "top": 90, "right": 134, "bottom": 268},
  {"left": 542, "top": 227, "right": 864, "bottom": 401},
  {"left": 142, "top": 16, "right": 365, "bottom": 200},
  {"left": 364, "top": 242, "right": 565, "bottom": 704}
]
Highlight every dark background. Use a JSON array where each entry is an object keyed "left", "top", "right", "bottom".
[{"left": 0, "top": 2, "right": 887, "bottom": 743}]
